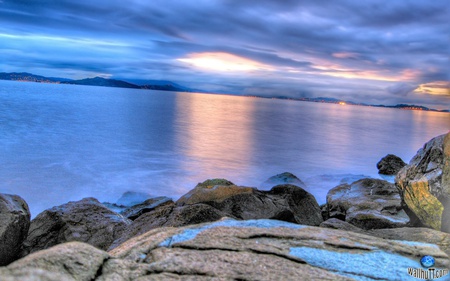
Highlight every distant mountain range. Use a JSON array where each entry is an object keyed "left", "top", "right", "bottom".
[
  {"left": 1, "top": 72, "right": 448, "bottom": 113},
  {"left": 0, "top": 72, "right": 192, "bottom": 92},
  {"left": 247, "top": 95, "right": 449, "bottom": 113}
]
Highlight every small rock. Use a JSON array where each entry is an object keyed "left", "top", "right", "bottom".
[
  {"left": 0, "top": 194, "right": 31, "bottom": 266},
  {"left": 261, "top": 172, "right": 306, "bottom": 189},
  {"left": 377, "top": 154, "right": 407, "bottom": 175}
]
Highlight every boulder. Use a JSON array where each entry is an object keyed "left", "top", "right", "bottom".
[
  {"left": 0, "top": 194, "right": 31, "bottom": 266},
  {"left": 2, "top": 219, "right": 449, "bottom": 280},
  {"left": 176, "top": 178, "right": 248, "bottom": 206},
  {"left": 396, "top": 132, "right": 450, "bottom": 231},
  {"left": 377, "top": 154, "right": 407, "bottom": 175},
  {"left": 326, "top": 178, "right": 410, "bottom": 229},
  {"left": 177, "top": 180, "right": 323, "bottom": 226},
  {"left": 21, "top": 197, "right": 131, "bottom": 257},
  {"left": 260, "top": 172, "right": 306, "bottom": 189},
  {"left": 109, "top": 203, "right": 228, "bottom": 250},
  {"left": 120, "top": 196, "right": 173, "bottom": 220}
]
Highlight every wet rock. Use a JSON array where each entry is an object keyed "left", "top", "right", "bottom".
[
  {"left": 176, "top": 178, "right": 246, "bottom": 206},
  {"left": 0, "top": 194, "right": 31, "bottom": 266},
  {"left": 326, "top": 178, "right": 410, "bottom": 229},
  {"left": 178, "top": 180, "right": 323, "bottom": 226},
  {"left": 2, "top": 219, "right": 449, "bottom": 280},
  {"left": 21, "top": 197, "right": 131, "bottom": 257},
  {"left": 261, "top": 172, "right": 306, "bottom": 189},
  {"left": 102, "top": 191, "right": 154, "bottom": 213},
  {"left": 109, "top": 203, "right": 228, "bottom": 250},
  {"left": 396, "top": 132, "right": 450, "bottom": 231},
  {"left": 121, "top": 196, "right": 173, "bottom": 220},
  {"left": 377, "top": 154, "right": 407, "bottom": 175},
  {"left": 116, "top": 191, "right": 153, "bottom": 207}
]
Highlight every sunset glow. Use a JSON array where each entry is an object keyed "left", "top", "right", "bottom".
[{"left": 177, "top": 52, "right": 270, "bottom": 72}]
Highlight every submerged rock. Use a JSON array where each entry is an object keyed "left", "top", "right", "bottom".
[
  {"left": 120, "top": 196, "right": 173, "bottom": 220},
  {"left": 326, "top": 178, "right": 410, "bottom": 229},
  {"left": 21, "top": 197, "right": 131, "bottom": 257},
  {"left": 260, "top": 172, "right": 306, "bottom": 189},
  {"left": 396, "top": 132, "right": 450, "bottom": 232},
  {"left": 0, "top": 194, "right": 30, "bottom": 266},
  {"left": 377, "top": 154, "right": 407, "bottom": 175}
]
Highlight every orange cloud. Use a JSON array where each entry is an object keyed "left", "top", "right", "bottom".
[
  {"left": 332, "top": 52, "right": 360, "bottom": 59},
  {"left": 414, "top": 81, "right": 450, "bottom": 96}
]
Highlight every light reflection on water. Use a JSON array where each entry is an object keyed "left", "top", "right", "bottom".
[{"left": 0, "top": 80, "right": 448, "bottom": 217}]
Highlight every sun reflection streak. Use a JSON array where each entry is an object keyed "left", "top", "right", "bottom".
[{"left": 174, "top": 93, "right": 256, "bottom": 184}]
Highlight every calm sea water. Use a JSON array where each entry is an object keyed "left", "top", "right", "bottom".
[{"left": 0, "top": 80, "right": 449, "bottom": 217}]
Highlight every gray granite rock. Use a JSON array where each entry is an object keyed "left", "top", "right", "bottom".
[
  {"left": 0, "top": 194, "right": 31, "bottom": 266},
  {"left": 21, "top": 197, "right": 131, "bottom": 257},
  {"left": 326, "top": 178, "right": 410, "bottom": 229}
]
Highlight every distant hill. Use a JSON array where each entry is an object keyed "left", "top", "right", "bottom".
[
  {"left": 63, "top": 77, "right": 140, "bottom": 89},
  {"left": 0, "top": 72, "right": 191, "bottom": 92},
  {"left": 0, "top": 72, "right": 447, "bottom": 113}
]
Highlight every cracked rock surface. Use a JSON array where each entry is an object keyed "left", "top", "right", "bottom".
[{"left": 2, "top": 218, "right": 448, "bottom": 281}]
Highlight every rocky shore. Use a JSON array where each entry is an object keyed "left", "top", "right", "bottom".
[{"left": 1, "top": 132, "right": 449, "bottom": 280}]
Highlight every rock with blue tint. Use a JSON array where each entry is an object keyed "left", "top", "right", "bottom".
[
  {"left": 396, "top": 132, "right": 450, "bottom": 232},
  {"left": 326, "top": 178, "right": 410, "bottom": 229},
  {"left": 0, "top": 194, "right": 30, "bottom": 266},
  {"left": 120, "top": 196, "right": 174, "bottom": 220},
  {"left": 1, "top": 219, "right": 449, "bottom": 280},
  {"left": 260, "top": 172, "right": 306, "bottom": 189},
  {"left": 21, "top": 197, "right": 131, "bottom": 257},
  {"left": 367, "top": 226, "right": 450, "bottom": 257}
]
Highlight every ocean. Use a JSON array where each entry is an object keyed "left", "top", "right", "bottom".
[{"left": 0, "top": 80, "right": 448, "bottom": 217}]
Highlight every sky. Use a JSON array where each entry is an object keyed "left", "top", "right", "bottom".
[{"left": 0, "top": 0, "right": 449, "bottom": 109}]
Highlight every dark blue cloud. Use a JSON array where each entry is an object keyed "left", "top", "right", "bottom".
[{"left": 0, "top": 0, "right": 448, "bottom": 108}]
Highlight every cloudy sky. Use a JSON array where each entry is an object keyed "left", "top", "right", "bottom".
[{"left": 0, "top": 0, "right": 449, "bottom": 108}]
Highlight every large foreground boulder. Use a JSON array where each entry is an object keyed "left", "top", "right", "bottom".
[
  {"left": 326, "top": 178, "right": 410, "bottom": 229},
  {"left": 21, "top": 197, "right": 131, "bottom": 257},
  {"left": 0, "top": 194, "right": 31, "bottom": 266},
  {"left": 177, "top": 179, "right": 323, "bottom": 226},
  {"left": 396, "top": 132, "right": 450, "bottom": 232},
  {"left": 1, "top": 219, "right": 448, "bottom": 280},
  {"left": 377, "top": 154, "right": 407, "bottom": 175}
]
